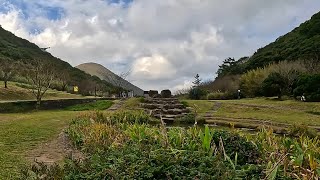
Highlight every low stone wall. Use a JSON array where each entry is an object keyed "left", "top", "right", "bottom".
[{"left": 0, "top": 98, "right": 115, "bottom": 113}]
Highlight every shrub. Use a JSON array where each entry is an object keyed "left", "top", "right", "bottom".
[
  {"left": 207, "top": 91, "right": 236, "bottom": 100},
  {"left": 188, "top": 87, "right": 207, "bottom": 100},
  {"left": 180, "top": 100, "right": 189, "bottom": 108},
  {"left": 175, "top": 113, "right": 196, "bottom": 124},
  {"left": 293, "top": 74, "right": 320, "bottom": 101},
  {"left": 212, "top": 130, "right": 260, "bottom": 165},
  {"left": 261, "top": 72, "right": 286, "bottom": 99},
  {"left": 240, "top": 68, "right": 270, "bottom": 97}
]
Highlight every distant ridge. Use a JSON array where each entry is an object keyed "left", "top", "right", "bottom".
[{"left": 76, "top": 62, "right": 144, "bottom": 96}]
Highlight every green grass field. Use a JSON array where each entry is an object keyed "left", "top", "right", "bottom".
[
  {"left": 185, "top": 98, "right": 320, "bottom": 126},
  {"left": 0, "top": 110, "right": 77, "bottom": 178}
]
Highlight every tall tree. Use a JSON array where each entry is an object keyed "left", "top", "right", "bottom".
[
  {"left": 0, "top": 58, "right": 15, "bottom": 88},
  {"left": 24, "top": 60, "right": 55, "bottom": 109},
  {"left": 216, "top": 57, "right": 246, "bottom": 77}
]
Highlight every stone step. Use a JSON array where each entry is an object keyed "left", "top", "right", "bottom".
[
  {"left": 162, "top": 118, "right": 175, "bottom": 124},
  {"left": 163, "top": 104, "right": 185, "bottom": 109},
  {"left": 141, "top": 103, "right": 162, "bottom": 109},
  {"left": 152, "top": 98, "right": 178, "bottom": 101},
  {"left": 153, "top": 113, "right": 185, "bottom": 119},
  {"left": 144, "top": 99, "right": 180, "bottom": 104}
]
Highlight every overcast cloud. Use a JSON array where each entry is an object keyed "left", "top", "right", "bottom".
[{"left": 0, "top": 0, "right": 319, "bottom": 91}]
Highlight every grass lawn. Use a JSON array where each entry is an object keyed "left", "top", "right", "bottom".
[
  {"left": 185, "top": 98, "right": 320, "bottom": 126},
  {"left": 65, "top": 100, "right": 114, "bottom": 111},
  {"left": 0, "top": 110, "right": 77, "bottom": 179},
  {"left": 182, "top": 100, "right": 215, "bottom": 114},
  {"left": 121, "top": 97, "right": 144, "bottom": 110}
]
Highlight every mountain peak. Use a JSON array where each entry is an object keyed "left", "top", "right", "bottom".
[{"left": 76, "top": 63, "right": 144, "bottom": 96}]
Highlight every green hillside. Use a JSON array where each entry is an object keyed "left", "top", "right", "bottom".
[
  {"left": 246, "top": 11, "right": 320, "bottom": 70},
  {"left": 0, "top": 25, "right": 115, "bottom": 94},
  {"left": 217, "top": 11, "right": 320, "bottom": 77}
]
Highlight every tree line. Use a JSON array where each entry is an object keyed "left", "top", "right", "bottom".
[{"left": 184, "top": 58, "right": 320, "bottom": 102}]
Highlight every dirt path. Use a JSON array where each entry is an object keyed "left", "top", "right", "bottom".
[
  {"left": 26, "top": 131, "right": 83, "bottom": 165},
  {"left": 25, "top": 100, "right": 125, "bottom": 165},
  {"left": 108, "top": 99, "right": 125, "bottom": 111}
]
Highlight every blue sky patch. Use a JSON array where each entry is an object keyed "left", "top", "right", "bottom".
[
  {"left": 107, "top": 0, "right": 133, "bottom": 7},
  {"left": 0, "top": 0, "right": 65, "bottom": 21}
]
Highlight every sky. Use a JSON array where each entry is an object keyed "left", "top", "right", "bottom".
[{"left": 0, "top": 0, "right": 320, "bottom": 92}]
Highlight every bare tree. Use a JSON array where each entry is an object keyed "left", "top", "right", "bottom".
[
  {"left": 268, "top": 60, "right": 307, "bottom": 94},
  {"left": 106, "top": 69, "right": 131, "bottom": 97},
  {"left": 24, "top": 60, "right": 55, "bottom": 109},
  {"left": 0, "top": 58, "right": 15, "bottom": 88},
  {"left": 58, "top": 70, "right": 70, "bottom": 91}
]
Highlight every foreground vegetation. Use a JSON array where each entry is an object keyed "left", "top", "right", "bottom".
[{"left": 21, "top": 110, "right": 320, "bottom": 179}]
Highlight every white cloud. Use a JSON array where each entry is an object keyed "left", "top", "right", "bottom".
[
  {"left": 0, "top": 0, "right": 319, "bottom": 91},
  {"left": 132, "top": 54, "right": 176, "bottom": 80}
]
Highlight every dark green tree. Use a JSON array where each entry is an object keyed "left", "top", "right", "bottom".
[
  {"left": 261, "top": 72, "right": 286, "bottom": 99},
  {"left": 293, "top": 74, "right": 320, "bottom": 102},
  {"left": 216, "top": 57, "right": 246, "bottom": 77}
]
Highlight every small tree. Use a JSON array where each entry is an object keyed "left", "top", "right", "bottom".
[
  {"left": 189, "top": 74, "right": 207, "bottom": 100},
  {"left": 24, "top": 60, "right": 55, "bottom": 109},
  {"left": 0, "top": 58, "right": 15, "bottom": 88},
  {"left": 240, "top": 68, "right": 271, "bottom": 97},
  {"left": 58, "top": 70, "right": 70, "bottom": 91},
  {"left": 192, "top": 74, "right": 201, "bottom": 87}
]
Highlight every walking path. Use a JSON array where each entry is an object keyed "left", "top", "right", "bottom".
[{"left": 108, "top": 99, "right": 125, "bottom": 111}]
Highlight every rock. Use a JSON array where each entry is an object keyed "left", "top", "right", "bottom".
[
  {"left": 161, "top": 89, "right": 172, "bottom": 98},
  {"left": 149, "top": 90, "right": 159, "bottom": 98}
]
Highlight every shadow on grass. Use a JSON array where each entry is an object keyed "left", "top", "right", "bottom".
[{"left": 306, "top": 111, "right": 320, "bottom": 116}]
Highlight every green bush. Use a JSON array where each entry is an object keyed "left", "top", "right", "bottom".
[
  {"left": 188, "top": 87, "right": 207, "bottom": 100},
  {"left": 180, "top": 100, "right": 189, "bottom": 108},
  {"left": 212, "top": 130, "right": 260, "bottom": 165},
  {"left": 207, "top": 91, "right": 236, "bottom": 100},
  {"left": 261, "top": 72, "right": 286, "bottom": 99},
  {"left": 176, "top": 113, "right": 196, "bottom": 124},
  {"left": 293, "top": 74, "right": 320, "bottom": 102}
]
